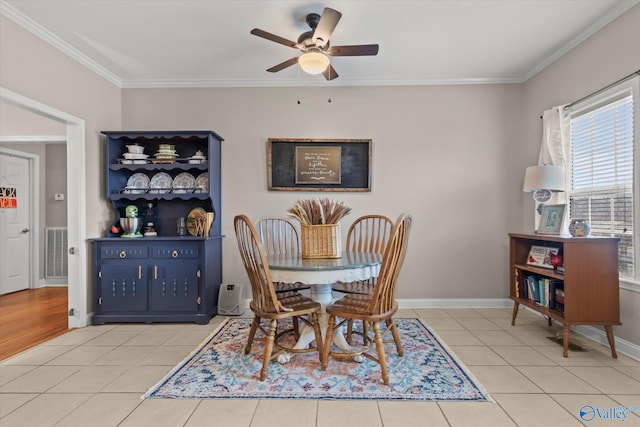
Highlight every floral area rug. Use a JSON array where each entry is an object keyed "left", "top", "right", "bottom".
[{"left": 143, "top": 317, "right": 491, "bottom": 401}]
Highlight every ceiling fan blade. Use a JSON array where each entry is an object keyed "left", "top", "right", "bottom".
[
  {"left": 322, "top": 64, "right": 339, "bottom": 81},
  {"left": 250, "top": 28, "right": 300, "bottom": 49},
  {"left": 312, "top": 7, "right": 342, "bottom": 48},
  {"left": 266, "top": 57, "right": 299, "bottom": 73},
  {"left": 327, "top": 44, "right": 379, "bottom": 56}
]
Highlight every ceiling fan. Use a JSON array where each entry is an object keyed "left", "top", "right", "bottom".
[{"left": 250, "top": 7, "right": 379, "bottom": 81}]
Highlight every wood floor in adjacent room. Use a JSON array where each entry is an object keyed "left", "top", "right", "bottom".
[{"left": 0, "top": 287, "right": 69, "bottom": 361}]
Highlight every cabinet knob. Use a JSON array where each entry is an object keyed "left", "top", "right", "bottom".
[
  {"left": 119, "top": 250, "right": 127, "bottom": 259},
  {"left": 172, "top": 250, "right": 179, "bottom": 258}
]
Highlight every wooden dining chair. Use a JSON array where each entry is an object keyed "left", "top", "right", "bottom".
[
  {"left": 332, "top": 214, "right": 393, "bottom": 295},
  {"left": 321, "top": 213, "right": 412, "bottom": 385},
  {"left": 331, "top": 214, "right": 393, "bottom": 342},
  {"left": 234, "top": 215, "right": 323, "bottom": 381},
  {"left": 255, "top": 218, "right": 310, "bottom": 293}
]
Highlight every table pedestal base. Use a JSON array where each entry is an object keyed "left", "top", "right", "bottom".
[{"left": 277, "top": 283, "right": 366, "bottom": 364}]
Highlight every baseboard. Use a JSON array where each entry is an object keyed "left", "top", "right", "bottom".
[
  {"left": 518, "top": 305, "right": 640, "bottom": 362},
  {"left": 397, "top": 298, "right": 512, "bottom": 309},
  {"left": 38, "top": 279, "right": 67, "bottom": 287},
  {"left": 571, "top": 324, "right": 640, "bottom": 361}
]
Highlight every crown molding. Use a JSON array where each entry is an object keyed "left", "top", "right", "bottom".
[
  {"left": 0, "top": 1, "right": 123, "bottom": 87},
  {"left": 522, "top": 0, "right": 640, "bottom": 81},
  {"left": 120, "top": 76, "right": 524, "bottom": 89}
]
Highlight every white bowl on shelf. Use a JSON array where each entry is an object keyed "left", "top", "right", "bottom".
[{"left": 126, "top": 144, "right": 144, "bottom": 154}]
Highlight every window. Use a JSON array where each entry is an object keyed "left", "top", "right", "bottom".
[{"left": 569, "top": 76, "right": 638, "bottom": 283}]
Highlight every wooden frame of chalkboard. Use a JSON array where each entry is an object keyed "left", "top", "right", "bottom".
[{"left": 267, "top": 138, "right": 371, "bottom": 192}]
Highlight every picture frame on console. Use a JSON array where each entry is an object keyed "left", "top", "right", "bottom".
[{"left": 537, "top": 204, "right": 565, "bottom": 235}]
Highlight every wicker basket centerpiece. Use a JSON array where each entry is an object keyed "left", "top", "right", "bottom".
[{"left": 287, "top": 198, "right": 351, "bottom": 259}]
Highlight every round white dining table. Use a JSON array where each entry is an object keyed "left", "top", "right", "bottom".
[{"left": 266, "top": 251, "right": 382, "bottom": 362}]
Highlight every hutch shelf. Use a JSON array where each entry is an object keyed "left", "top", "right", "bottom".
[
  {"left": 90, "top": 130, "right": 224, "bottom": 325},
  {"left": 509, "top": 233, "right": 620, "bottom": 358}
]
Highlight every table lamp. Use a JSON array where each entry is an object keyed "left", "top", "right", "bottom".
[
  {"left": 523, "top": 165, "right": 565, "bottom": 199},
  {"left": 523, "top": 165, "right": 565, "bottom": 213}
]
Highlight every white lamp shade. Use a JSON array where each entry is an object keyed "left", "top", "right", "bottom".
[
  {"left": 523, "top": 165, "right": 565, "bottom": 192},
  {"left": 298, "top": 52, "right": 330, "bottom": 75}
]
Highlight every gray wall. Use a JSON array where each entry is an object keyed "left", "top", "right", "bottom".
[
  {"left": 45, "top": 144, "right": 67, "bottom": 228},
  {"left": 121, "top": 84, "right": 521, "bottom": 303}
]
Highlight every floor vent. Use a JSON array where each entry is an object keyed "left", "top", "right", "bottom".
[{"left": 45, "top": 227, "right": 68, "bottom": 279}]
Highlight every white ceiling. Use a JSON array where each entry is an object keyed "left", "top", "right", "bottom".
[{"left": 2, "top": 0, "right": 638, "bottom": 88}]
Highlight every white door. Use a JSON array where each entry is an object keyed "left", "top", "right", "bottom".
[{"left": 0, "top": 153, "right": 31, "bottom": 294}]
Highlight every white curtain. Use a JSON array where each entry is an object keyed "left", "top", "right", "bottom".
[
  {"left": 537, "top": 105, "right": 570, "bottom": 232},
  {"left": 539, "top": 105, "right": 570, "bottom": 201},
  {"left": 539, "top": 105, "right": 570, "bottom": 170}
]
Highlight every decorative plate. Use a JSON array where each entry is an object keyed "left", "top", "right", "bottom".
[
  {"left": 125, "top": 173, "right": 150, "bottom": 194},
  {"left": 187, "top": 207, "right": 207, "bottom": 236},
  {"left": 120, "top": 159, "right": 148, "bottom": 165},
  {"left": 149, "top": 172, "right": 173, "bottom": 194},
  {"left": 195, "top": 173, "right": 208, "bottom": 193},
  {"left": 173, "top": 172, "right": 195, "bottom": 193},
  {"left": 154, "top": 149, "right": 178, "bottom": 161}
]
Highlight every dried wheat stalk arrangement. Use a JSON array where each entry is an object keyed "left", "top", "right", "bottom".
[{"left": 287, "top": 198, "right": 351, "bottom": 225}]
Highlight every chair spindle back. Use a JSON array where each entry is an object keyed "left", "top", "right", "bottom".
[
  {"left": 255, "top": 218, "right": 300, "bottom": 256},
  {"left": 234, "top": 215, "right": 285, "bottom": 314},
  {"left": 346, "top": 215, "right": 393, "bottom": 255},
  {"left": 368, "top": 213, "right": 412, "bottom": 314}
]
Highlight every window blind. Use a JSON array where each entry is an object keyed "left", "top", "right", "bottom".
[{"left": 570, "top": 94, "right": 634, "bottom": 278}]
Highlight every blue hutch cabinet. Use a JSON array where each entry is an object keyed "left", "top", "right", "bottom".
[{"left": 90, "top": 130, "right": 223, "bottom": 324}]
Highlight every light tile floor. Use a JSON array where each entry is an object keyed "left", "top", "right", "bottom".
[{"left": 1, "top": 308, "right": 639, "bottom": 427}]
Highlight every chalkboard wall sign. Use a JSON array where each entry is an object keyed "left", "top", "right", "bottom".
[{"left": 267, "top": 138, "right": 372, "bottom": 192}]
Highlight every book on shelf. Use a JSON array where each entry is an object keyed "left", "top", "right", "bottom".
[
  {"left": 543, "top": 279, "right": 549, "bottom": 307},
  {"left": 519, "top": 273, "right": 564, "bottom": 308},
  {"left": 526, "top": 275, "right": 539, "bottom": 302},
  {"left": 547, "top": 280, "right": 563, "bottom": 310},
  {"left": 527, "top": 245, "right": 559, "bottom": 269},
  {"left": 515, "top": 268, "right": 528, "bottom": 299},
  {"left": 538, "top": 278, "right": 546, "bottom": 307}
]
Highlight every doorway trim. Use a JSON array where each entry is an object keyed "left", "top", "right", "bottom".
[
  {"left": 0, "top": 147, "right": 39, "bottom": 291},
  {"left": 1, "top": 87, "right": 87, "bottom": 328}
]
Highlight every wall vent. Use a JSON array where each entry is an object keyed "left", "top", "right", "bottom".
[{"left": 45, "top": 227, "right": 68, "bottom": 279}]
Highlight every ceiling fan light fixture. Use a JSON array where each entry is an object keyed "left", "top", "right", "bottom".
[{"left": 298, "top": 52, "right": 330, "bottom": 75}]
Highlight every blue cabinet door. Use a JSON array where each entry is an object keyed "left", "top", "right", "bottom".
[
  {"left": 99, "top": 262, "right": 148, "bottom": 312},
  {"left": 149, "top": 259, "right": 199, "bottom": 311}
]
